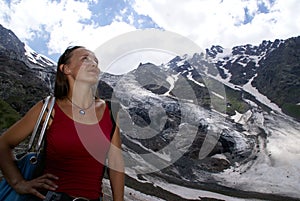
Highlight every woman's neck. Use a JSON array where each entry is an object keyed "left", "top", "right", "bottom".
[{"left": 67, "top": 90, "right": 95, "bottom": 108}]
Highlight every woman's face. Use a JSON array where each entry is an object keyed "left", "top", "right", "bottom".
[{"left": 67, "top": 47, "right": 101, "bottom": 84}]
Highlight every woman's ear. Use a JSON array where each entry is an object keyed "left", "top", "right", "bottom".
[
  {"left": 59, "top": 64, "right": 71, "bottom": 74},
  {"left": 59, "top": 64, "right": 64, "bottom": 72}
]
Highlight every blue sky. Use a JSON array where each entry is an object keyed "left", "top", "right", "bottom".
[{"left": 0, "top": 0, "right": 299, "bottom": 63}]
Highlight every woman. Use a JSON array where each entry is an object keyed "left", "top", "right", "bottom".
[{"left": 0, "top": 46, "right": 125, "bottom": 201}]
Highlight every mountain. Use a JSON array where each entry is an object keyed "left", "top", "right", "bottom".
[
  {"left": 98, "top": 39, "right": 300, "bottom": 200},
  {"left": 205, "top": 39, "right": 300, "bottom": 120},
  {"left": 1, "top": 24, "right": 300, "bottom": 200},
  {"left": 0, "top": 24, "right": 56, "bottom": 130}
]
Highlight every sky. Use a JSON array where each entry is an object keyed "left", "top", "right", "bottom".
[{"left": 0, "top": 0, "right": 300, "bottom": 66}]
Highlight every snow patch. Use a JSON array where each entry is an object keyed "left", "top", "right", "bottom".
[{"left": 243, "top": 74, "right": 282, "bottom": 113}]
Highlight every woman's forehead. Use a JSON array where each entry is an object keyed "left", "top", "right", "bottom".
[
  {"left": 73, "top": 48, "right": 95, "bottom": 56},
  {"left": 68, "top": 48, "right": 99, "bottom": 64}
]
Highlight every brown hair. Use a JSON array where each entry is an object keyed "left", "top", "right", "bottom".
[{"left": 54, "top": 46, "right": 84, "bottom": 99}]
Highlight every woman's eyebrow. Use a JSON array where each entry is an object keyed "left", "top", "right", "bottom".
[
  {"left": 81, "top": 53, "right": 89, "bottom": 57},
  {"left": 80, "top": 53, "right": 99, "bottom": 63}
]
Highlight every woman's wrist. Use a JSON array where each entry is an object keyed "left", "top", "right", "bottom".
[{"left": 10, "top": 177, "right": 26, "bottom": 189}]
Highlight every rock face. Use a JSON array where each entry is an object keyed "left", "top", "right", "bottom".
[
  {"left": 0, "top": 25, "right": 56, "bottom": 117},
  {"left": 98, "top": 64, "right": 257, "bottom": 178},
  {"left": 252, "top": 37, "right": 300, "bottom": 114},
  {"left": 205, "top": 38, "right": 300, "bottom": 120}
]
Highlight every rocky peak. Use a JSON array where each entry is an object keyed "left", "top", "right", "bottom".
[
  {"left": 0, "top": 25, "right": 56, "bottom": 116},
  {"left": 206, "top": 45, "right": 224, "bottom": 58},
  {"left": 0, "top": 24, "right": 26, "bottom": 61}
]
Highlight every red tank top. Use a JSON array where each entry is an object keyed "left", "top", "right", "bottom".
[{"left": 44, "top": 102, "right": 114, "bottom": 199}]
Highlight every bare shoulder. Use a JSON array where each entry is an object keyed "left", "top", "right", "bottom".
[
  {"left": 95, "top": 98, "right": 106, "bottom": 108},
  {"left": 95, "top": 97, "right": 105, "bottom": 103}
]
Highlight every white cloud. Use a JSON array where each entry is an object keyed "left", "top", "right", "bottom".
[
  {"left": 48, "top": 21, "right": 136, "bottom": 54},
  {"left": 0, "top": 0, "right": 136, "bottom": 55},
  {"left": 133, "top": 0, "right": 300, "bottom": 48},
  {"left": 0, "top": 0, "right": 299, "bottom": 58}
]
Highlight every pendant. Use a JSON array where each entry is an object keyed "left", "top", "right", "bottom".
[{"left": 79, "top": 110, "right": 85, "bottom": 115}]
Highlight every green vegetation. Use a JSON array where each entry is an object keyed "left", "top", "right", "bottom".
[
  {"left": 196, "top": 77, "right": 250, "bottom": 115},
  {"left": 282, "top": 103, "right": 300, "bottom": 120},
  {"left": 224, "top": 87, "right": 250, "bottom": 116},
  {"left": 0, "top": 99, "right": 21, "bottom": 131}
]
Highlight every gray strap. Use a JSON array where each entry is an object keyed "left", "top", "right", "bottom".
[
  {"left": 27, "top": 96, "right": 51, "bottom": 151},
  {"left": 35, "top": 96, "right": 56, "bottom": 152}
]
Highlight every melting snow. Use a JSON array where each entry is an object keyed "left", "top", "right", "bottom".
[{"left": 243, "top": 74, "right": 282, "bottom": 113}]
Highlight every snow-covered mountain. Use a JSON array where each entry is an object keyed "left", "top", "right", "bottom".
[
  {"left": 98, "top": 37, "right": 300, "bottom": 200},
  {"left": 1, "top": 23, "right": 300, "bottom": 200},
  {"left": 205, "top": 38, "right": 300, "bottom": 119}
]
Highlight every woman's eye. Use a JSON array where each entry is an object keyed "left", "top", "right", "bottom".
[
  {"left": 82, "top": 56, "right": 98, "bottom": 64},
  {"left": 82, "top": 57, "right": 92, "bottom": 63}
]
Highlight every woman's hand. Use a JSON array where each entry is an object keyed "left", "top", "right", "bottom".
[{"left": 13, "top": 173, "right": 59, "bottom": 199}]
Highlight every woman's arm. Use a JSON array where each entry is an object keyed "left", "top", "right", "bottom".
[
  {"left": 0, "top": 101, "right": 43, "bottom": 183},
  {"left": 0, "top": 100, "right": 58, "bottom": 199},
  {"left": 107, "top": 123, "right": 125, "bottom": 201}
]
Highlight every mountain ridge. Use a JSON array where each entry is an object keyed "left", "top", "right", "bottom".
[
  {"left": 204, "top": 36, "right": 300, "bottom": 120},
  {"left": 1, "top": 23, "right": 299, "bottom": 121}
]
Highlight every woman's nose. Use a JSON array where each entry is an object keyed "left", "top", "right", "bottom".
[
  {"left": 91, "top": 60, "right": 97, "bottom": 67},
  {"left": 85, "top": 57, "right": 98, "bottom": 67}
]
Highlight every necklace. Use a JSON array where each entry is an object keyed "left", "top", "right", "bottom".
[{"left": 67, "top": 97, "right": 94, "bottom": 115}]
